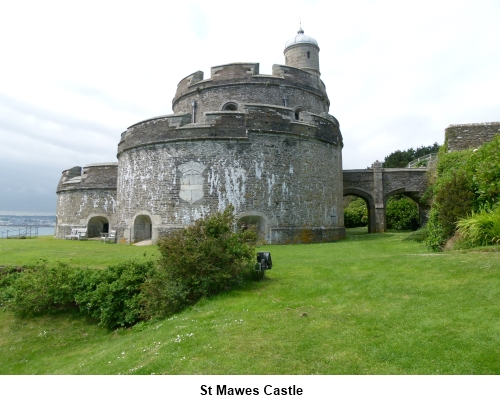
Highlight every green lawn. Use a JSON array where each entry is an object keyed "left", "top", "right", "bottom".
[
  {"left": 1, "top": 230, "right": 499, "bottom": 374},
  {"left": 0, "top": 236, "right": 158, "bottom": 268}
]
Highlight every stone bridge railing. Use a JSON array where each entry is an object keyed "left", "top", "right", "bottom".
[{"left": 343, "top": 161, "right": 429, "bottom": 232}]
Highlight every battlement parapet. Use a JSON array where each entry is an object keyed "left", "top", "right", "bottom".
[
  {"left": 172, "top": 62, "right": 329, "bottom": 114},
  {"left": 118, "top": 103, "right": 341, "bottom": 155},
  {"left": 211, "top": 62, "right": 260, "bottom": 80},
  {"left": 272, "top": 64, "right": 325, "bottom": 91},
  {"left": 57, "top": 163, "right": 118, "bottom": 192}
]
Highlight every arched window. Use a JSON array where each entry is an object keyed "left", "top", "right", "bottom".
[
  {"left": 307, "top": 51, "right": 310, "bottom": 59},
  {"left": 294, "top": 107, "right": 304, "bottom": 121},
  {"left": 222, "top": 102, "right": 238, "bottom": 111}
]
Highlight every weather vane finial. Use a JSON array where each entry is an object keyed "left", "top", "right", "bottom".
[{"left": 298, "top": 18, "right": 304, "bottom": 34}]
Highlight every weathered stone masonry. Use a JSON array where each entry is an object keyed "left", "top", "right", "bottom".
[
  {"left": 343, "top": 163, "right": 429, "bottom": 232},
  {"left": 446, "top": 122, "right": 500, "bottom": 152},
  {"left": 56, "top": 163, "right": 117, "bottom": 238},
  {"left": 56, "top": 28, "right": 346, "bottom": 244}
]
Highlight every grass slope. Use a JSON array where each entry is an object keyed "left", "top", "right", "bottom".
[{"left": 1, "top": 230, "right": 499, "bottom": 374}]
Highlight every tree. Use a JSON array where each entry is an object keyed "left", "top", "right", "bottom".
[{"left": 383, "top": 143, "right": 440, "bottom": 168}]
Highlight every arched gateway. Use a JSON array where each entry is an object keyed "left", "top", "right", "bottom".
[{"left": 343, "top": 161, "right": 430, "bottom": 233}]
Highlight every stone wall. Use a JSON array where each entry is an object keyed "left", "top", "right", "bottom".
[
  {"left": 284, "top": 43, "right": 320, "bottom": 75},
  {"left": 116, "top": 128, "right": 344, "bottom": 244},
  {"left": 172, "top": 63, "right": 329, "bottom": 119},
  {"left": 446, "top": 122, "right": 500, "bottom": 152},
  {"left": 55, "top": 163, "right": 117, "bottom": 238},
  {"left": 119, "top": 105, "right": 342, "bottom": 154}
]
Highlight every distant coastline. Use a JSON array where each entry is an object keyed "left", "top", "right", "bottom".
[
  {"left": 0, "top": 214, "right": 56, "bottom": 227},
  {"left": 0, "top": 226, "right": 55, "bottom": 236}
]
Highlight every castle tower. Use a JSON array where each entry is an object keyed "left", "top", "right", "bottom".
[
  {"left": 284, "top": 26, "right": 320, "bottom": 76},
  {"left": 56, "top": 29, "right": 345, "bottom": 244}
]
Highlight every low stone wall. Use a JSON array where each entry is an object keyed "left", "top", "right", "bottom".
[
  {"left": 446, "top": 122, "right": 500, "bottom": 152},
  {"left": 270, "top": 226, "right": 346, "bottom": 244}
]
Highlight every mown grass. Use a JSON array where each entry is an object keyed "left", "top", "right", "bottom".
[
  {"left": 1, "top": 230, "right": 499, "bottom": 374},
  {"left": 0, "top": 236, "right": 157, "bottom": 268}
]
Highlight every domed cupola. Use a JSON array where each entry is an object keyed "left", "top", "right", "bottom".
[
  {"left": 284, "top": 26, "right": 319, "bottom": 50},
  {"left": 284, "top": 26, "right": 321, "bottom": 75}
]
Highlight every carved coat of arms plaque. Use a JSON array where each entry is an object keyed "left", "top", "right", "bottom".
[{"left": 178, "top": 161, "right": 206, "bottom": 203}]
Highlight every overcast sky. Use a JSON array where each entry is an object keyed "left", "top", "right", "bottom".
[{"left": 1, "top": 0, "right": 499, "bottom": 215}]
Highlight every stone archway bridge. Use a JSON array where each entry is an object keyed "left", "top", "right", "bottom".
[{"left": 343, "top": 161, "right": 429, "bottom": 233}]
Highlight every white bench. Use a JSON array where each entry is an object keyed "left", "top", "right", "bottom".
[
  {"left": 100, "top": 230, "right": 116, "bottom": 243},
  {"left": 65, "top": 228, "right": 87, "bottom": 240}
]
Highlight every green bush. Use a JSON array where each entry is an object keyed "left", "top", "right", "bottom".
[
  {"left": 386, "top": 196, "right": 419, "bottom": 230},
  {"left": 73, "top": 260, "right": 154, "bottom": 329},
  {"left": 344, "top": 197, "right": 368, "bottom": 228},
  {"left": 5, "top": 259, "right": 154, "bottom": 329},
  {"left": 142, "top": 205, "right": 258, "bottom": 319},
  {"left": 0, "top": 266, "right": 26, "bottom": 308},
  {"left": 434, "top": 171, "right": 476, "bottom": 238},
  {"left": 468, "top": 135, "right": 500, "bottom": 206},
  {"left": 424, "top": 148, "right": 476, "bottom": 250},
  {"left": 425, "top": 210, "right": 447, "bottom": 251},
  {"left": 8, "top": 262, "right": 77, "bottom": 315},
  {"left": 455, "top": 205, "right": 500, "bottom": 249}
]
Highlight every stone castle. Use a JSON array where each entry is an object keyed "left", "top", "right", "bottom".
[
  {"left": 56, "top": 28, "right": 346, "bottom": 244},
  {"left": 55, "top": 27, "right": 500, "bottom": 244}
]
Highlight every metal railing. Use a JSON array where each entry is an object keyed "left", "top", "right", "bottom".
[
  {"left": 407, "top": 153, "right": 438, "bottom": 168},
  {"left": 0, "top": 226, "right": 39, "bottom": 239}
]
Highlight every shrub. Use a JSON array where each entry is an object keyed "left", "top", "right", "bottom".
[
  {"left": 455, "top": 205, "right": 500, "bottom": 249},
  {"left": 386, "top": 196, "right": 419, "bottom": 230},
  {"left": 142, "top": 205, "right": 258, "bottom": 319},
  {"left": 434, "top": 171, "right": 476, "bottom": 238},
  {"left": 468, "top": 135, "right": 500, "bottom": 206},
  {"left": 8, "top": 262, "right": 77, "bottom": 315},
  {"left": 425, "top": 209, "right": 447, "bottom": 251},
  {"left": 423, "top": 148, "right": 476, "bottom": 250},
  {"left": 0, "top": 266, "right": 25, "bottom": 308},
  {"left": 73, "top": 259, "right": 155, "bottom": 329},
  {"left": 5, "top": 259, "right": 154, "bottom": 329},
  {"left": 344, "top": 197, "right": 368, "bottom": 228}
]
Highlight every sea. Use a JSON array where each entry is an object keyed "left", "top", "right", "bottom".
[{"left": 0, "top": 226, "right": 55, "bottom": 237}]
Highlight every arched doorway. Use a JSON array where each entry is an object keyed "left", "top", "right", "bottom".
[
  {"left": 237, "top": 214, "right": 267, "bottom": 241},
  {"left": 134, "top": 215, "right": 152, "bottom": 242},
  {"left": 87, "top": 216, "right": 109, "bottom": 238}
]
